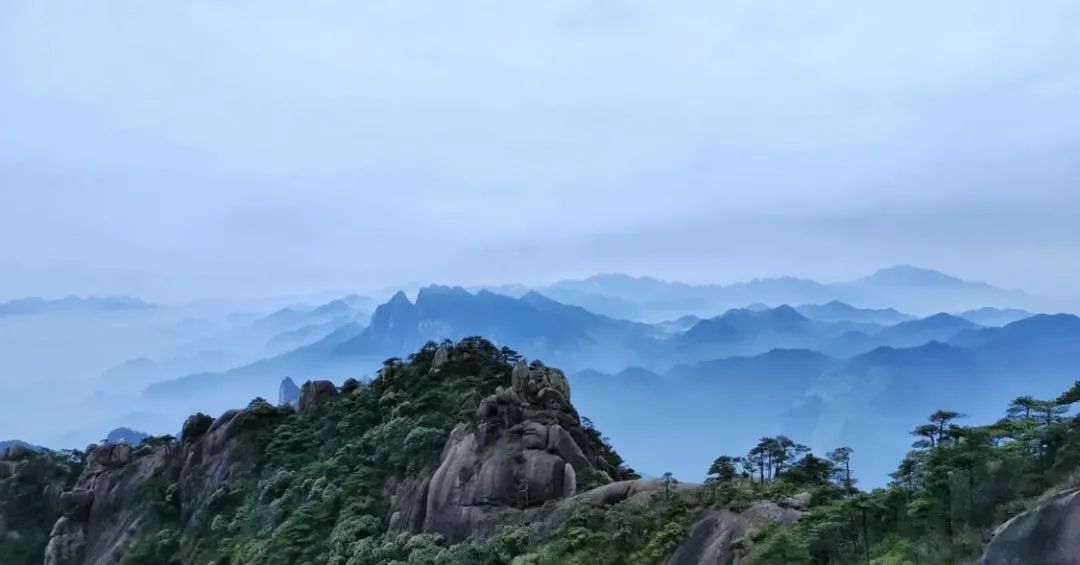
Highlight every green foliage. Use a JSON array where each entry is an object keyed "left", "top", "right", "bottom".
[
  {"left": 747, "top": 381, "right": 1080, "bottom": 564},
  {"left": 514, "top": 491, "right": 694, "bottom": 565},
  {"left": 0, "top": 450, "right": 82, "bottom": 565},
  {"left": 743, "top": 525, "right": 811, "bottom": 564},
  {"left": 120, "top": 528, "right": 181, "bottom": 565}
]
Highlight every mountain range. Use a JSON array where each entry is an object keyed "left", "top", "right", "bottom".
[
  {"left": 9, "top": 265, "right": 1070, "bottom": 488},
  {"left": 486, "top": 265, "right": 1033, "bottom": 321},
  {"left": 573, "top": 313, "right": 1080, "bottom": 484},
  {"left": 140, "top": 276, "right": 1062, "bottom": 456}
]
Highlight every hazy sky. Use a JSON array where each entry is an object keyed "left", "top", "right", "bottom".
[{"left": 2, "top": 1, "right": 1078, "bottom": 304}]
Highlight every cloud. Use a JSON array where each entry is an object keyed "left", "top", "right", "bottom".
[{"left": 0, "top": 1, "right": 1078, "bottom": 302}]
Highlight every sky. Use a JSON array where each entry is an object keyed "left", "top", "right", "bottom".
[{"left": 2, "top": 1, "right": 1079, "bottom": 305}]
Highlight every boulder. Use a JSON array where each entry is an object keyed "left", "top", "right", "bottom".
[
  {"left": 562, "top": 462, "right": 577, "bottom": 498},
  {"left": 521, "top": 449, "right": 570, "bottom": 503},
  {"left": 782, "top": 491, "right": 812, "bottom": 511},
  {"left": 546, "top": 424, "right": 590, "bottom": 470},
  {"left": 979, "top": 487, "right": 1080, "bottom": 564},
  {"left": 298, "top": 380, "right": 338, "bottom": 412},
  {"left": 59, "top": 489, "right": 94, "bottom": 520},
  {"left": 85, "top": 442, "right": 132, "bottom": 471},
  {"left": 511, "top": 361, "right": 571, "bottom": 403},
  {"left": 421, "top": 429, "right": 504, "bottom": 540}
]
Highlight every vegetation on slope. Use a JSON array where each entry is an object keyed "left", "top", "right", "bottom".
[
  {"left": 0, "top": 446, "right": 83, "bottom": 563},
  {"left": 119, "top": 337, "right": 637, "bottom": 564},
  {"left": 724, "top": 381, "right": 1080, "bottom": 563}
]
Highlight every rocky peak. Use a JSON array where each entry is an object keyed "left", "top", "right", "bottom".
[
  {"left": 278, "top": 376, "right": 300, "bottom": 407},
  {"left": 393, "top": 358, "right": 620, "bottom": 541}
]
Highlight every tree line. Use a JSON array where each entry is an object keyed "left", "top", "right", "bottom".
[{"left": 701, "top": 380, "right": 1080, "bottom": 564}]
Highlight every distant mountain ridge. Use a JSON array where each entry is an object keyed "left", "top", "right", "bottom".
[
  {"left": 0, "top": 295, "right": 157, "bottom": 316},
  {"left": 0, "top": 439, "right": 44, "bottom": 452},
  {"left": 143, "top": 286, "right": 662, "bottom": 415},
  {"left": 959, "top": 307, "right": 1034, "bottom": 327},
  {"left": 486, "top": 265, "right": 1032, "bottom": 321},
  {"left": 105, "top": 427, "right": 148, "bottom": 446},
  {"left": 795, "top": 301, "right": 914, "bottom": 325}
]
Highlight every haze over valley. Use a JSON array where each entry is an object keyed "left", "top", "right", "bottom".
[{"left": 2, "top": 266, "right": 1073, "bottom": 487}]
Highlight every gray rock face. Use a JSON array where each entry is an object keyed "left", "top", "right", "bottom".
[
  {"left": 298, "top": 379, "right": 338, "bottom": 412},
  {"left": 44, "top": 517, "right": 86, "bottom": 565},
  {"left": 400, "top": 360, "right": 604, "bottom": 541},
  {"left": 666, "top": 501, "right": 803, "bottom": 565},
  {"left": 46, "top": 444, "right": 172, "bottom": 565},
  {"left": 178, "top": 407, "right": 264, "bottom": 539},
  {"left": 387, "top": 476, "right": 430, "bottom": 533},
  {"left": 278, "top": 376, "right": 300, "bottom": 407},
  {"left": 42, "top": 401, "right": 278, "bottom": 565},
  {"left": 979, "top": 487, "right": 1080, "bottom": 565}
]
